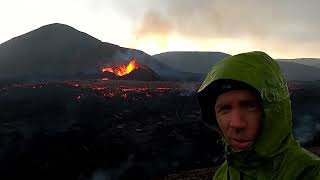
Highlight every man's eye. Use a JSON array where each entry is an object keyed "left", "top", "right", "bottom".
[
  {"left": 247, "top": 103, "right": 258, "bottom": 110},
  {"left": 218, "top": 106, "right": 231, "bottom": 113}
]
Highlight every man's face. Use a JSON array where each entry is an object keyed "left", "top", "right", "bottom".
[{"left": 214, "top": 89, "right": 262, "bottom": 151}]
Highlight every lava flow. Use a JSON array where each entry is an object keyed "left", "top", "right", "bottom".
[{"left": 102, "top": 58, "right": 139, "bottom": 76}]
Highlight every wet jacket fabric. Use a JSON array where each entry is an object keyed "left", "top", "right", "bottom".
[{"left": 197, "top": 51, "right": 320, "bottom": 180}]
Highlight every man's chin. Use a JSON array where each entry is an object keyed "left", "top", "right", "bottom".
[{"left": 229, "top": 139, "right": 254, "bottom": 151}]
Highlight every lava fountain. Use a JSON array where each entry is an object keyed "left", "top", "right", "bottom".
[{"left": 102, "top": 58, "right": 139, "bottom": 76}]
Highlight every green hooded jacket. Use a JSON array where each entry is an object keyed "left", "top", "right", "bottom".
[{"left": 197, "top": 51, "right": 320, "bottom": 180}]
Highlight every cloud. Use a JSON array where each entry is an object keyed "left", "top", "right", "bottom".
[
  {"left": 139, "top": 0, "right": 320, "bottom": 40},
  {"left": 135, "top": 10, "right": 172, "bottom": 38},
  {"left": 2, "top": 0, "right": 320, "bottom": 57},
  {"left": 115, "top": 0, "right": 320, "bottom": 57}
]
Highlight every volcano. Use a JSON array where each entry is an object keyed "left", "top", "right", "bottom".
[
  {"left": 0, "top": 23, "right": 195, "bottom": 82},
  {"left": 101, "top": 58, "right": 160, "bottom": 81}
]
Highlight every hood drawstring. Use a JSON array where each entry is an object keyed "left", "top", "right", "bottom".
[{"left": 226, "top": 147, "right": 232, "bottom": 180}]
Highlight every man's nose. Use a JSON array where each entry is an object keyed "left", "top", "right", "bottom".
[{"left": 229, "top": 109, "right": 247, "bottom": 129}]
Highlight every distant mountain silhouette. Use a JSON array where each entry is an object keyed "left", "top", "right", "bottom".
[
  {"left": 277, "top": 61, "right": 320, "bottom": 81},
  {"left": 0, "top": 23, "right": 189, "bottom": 81},
  {"left": 278, "top": 58, "right": 320, "bottom": 68},
  {"left": 153, "top": 51, "right": 230, "bottom": 73},
  {"left": 154, "top": 51, "right": 320, "bottom": 81}
]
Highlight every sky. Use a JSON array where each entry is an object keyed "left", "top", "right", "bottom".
[{"left": 1, "top": 0, "right": 320, "bottom": 58}]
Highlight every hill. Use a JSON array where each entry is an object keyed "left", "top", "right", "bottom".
[
  {"left": 154, "top": 51, "right": 320, "bottom": 81},
  {"left": 153, "top": 51, "right": 230, "bottom": 73},
  {"left": 278, "top": 58, "right": 320, "bottom": 68},
  {"left": 0, "top": 23, "right": 190, "bottom": 81},
  {"left": 277, "top": 61, "right": 320, "bottom": 81},
  {"left": 0, "top": 23, "right": 120, "bottom": 79},
  {"left": 3, "top": 24, "right": 319, "bottom": 82}
]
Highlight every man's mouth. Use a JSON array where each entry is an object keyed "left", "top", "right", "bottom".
[{"left": 230, "top": 138, "right": 254, "bottom": 150}]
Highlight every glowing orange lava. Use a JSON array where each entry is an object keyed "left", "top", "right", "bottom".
[{"left": 102, "top": 58, "right": 139, "bottom": 76}]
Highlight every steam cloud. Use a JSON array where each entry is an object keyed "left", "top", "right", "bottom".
[{"left": 294, "top": 113, "right": 320, "bottom": 145}]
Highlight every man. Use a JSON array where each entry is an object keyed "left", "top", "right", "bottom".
[{"left": 197, "top": 51, "right": 320, "bottom": 179}]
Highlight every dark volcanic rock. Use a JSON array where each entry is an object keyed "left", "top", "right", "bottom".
[
  {"left": 0, "top": 80, "right": 223, "bottom": 180},
  {"left": 1, "top": 76, "right": 320, "bottom": 179}
]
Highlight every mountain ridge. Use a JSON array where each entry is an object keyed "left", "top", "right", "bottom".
[
  {"left": 153, "top": 51, "right": 320, "bottom": 81},
  {"left": 0, "top": 23, "right": 191, "bottom": 81},
  {"left": 1, "top": 23, "right": 320, "bottom": 81},
  {"left": 153, "top": 51, "right": 230, "bottom": 73}
]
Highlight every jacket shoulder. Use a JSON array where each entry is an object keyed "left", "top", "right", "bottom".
[
  {"left": 297, "top": 165, "right": 320, "bottom": 180},
  {"left": 296, "top": 148, "right": 320, "bottom": 180},
  {"left": 278, "top": 146, "right": 320, "bottom": 179}
]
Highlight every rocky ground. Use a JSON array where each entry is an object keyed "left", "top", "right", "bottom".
[
  {"left": 0, "top": 79, "right": 319, "bottom": 180},
  {"left": 0, "top": 80, "right": 223, "bottom": 179}
]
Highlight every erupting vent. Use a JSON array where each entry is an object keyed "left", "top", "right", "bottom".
[{"left": 102, "top": 58, "right": 139, "bottom": 76}]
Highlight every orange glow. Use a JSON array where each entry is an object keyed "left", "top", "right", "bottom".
[{"left": 102, "top": 58, "right": 139, "bottom": 76}]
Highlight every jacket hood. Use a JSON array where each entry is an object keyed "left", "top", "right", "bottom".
[{"left": 197, "top": 51, "right": 294, "bottom": 158}]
